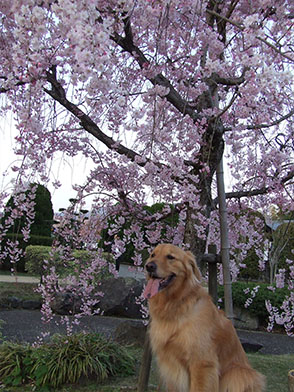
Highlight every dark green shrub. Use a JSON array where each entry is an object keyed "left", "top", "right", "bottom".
[
  {"left": 238, "top": 249, "right": 262, "bottom": 281},
  {"left": 0, "top": 234, "right": 53, "bottom": 272},
  {"left": 0, "top": 184, "right": 54, "bottom": 272},
  {"left": 100, "top": 202, "right": 179, "bottom": 265},
  {"left": 1, "top": 183, "right": 54, "bottom": 238},
  {"left": 25, "top": 245, "right": 115, "bottom": 281},
  {"left": 218, "top": 281, "right": 290, "bottom": 326},
  {"left": 272, "top": 222, "right": 294, "bottom": 272},
  {"left": 30, "top": 184, "right": 54, "bottom": 237},
  {"left": 0, "top": 333, "right": 135, "bottom": 389}
]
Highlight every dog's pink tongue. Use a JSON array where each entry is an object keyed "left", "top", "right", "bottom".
[{"left": 143, "top": 279, "right": 160, "bottom": 299}]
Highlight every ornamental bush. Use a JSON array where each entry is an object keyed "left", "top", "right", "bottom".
[
  {"left": 218, "top": 281, "right": 290, "bottom": 327},
  {"left": 100, "top": 202, "right": 179, "bottom": 265},
  {"left": 0, "top": 184, "right": 54, "bottom": 272},
  {"left": 0, "top": 234, "right": 53, "bottom": 272},
  {"left": 0, "top": 333, "right": 135, "bottom": 389},
  {"left": 25, "top": 245, "right": 114, "bottom": 281}
]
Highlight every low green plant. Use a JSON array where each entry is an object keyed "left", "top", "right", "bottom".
[
  {"left": 0, "top": 333, "right": 135, "bottom": 390},
  {"left": 0, "top": 341, "right": 32, "bottom": 387},
  {"left": 0, "top": 282, "right": 40, "bottom": 302}
]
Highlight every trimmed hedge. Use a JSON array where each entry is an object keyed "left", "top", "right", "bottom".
[
  {"left": 0, "top": 234, "right": 53, "bottom": 272},
  {"left": 25, "top": 245, "right": 114, "bottom": 281},
  {"left": 218, "top": 281, "right": 290, "bottom": 327}
]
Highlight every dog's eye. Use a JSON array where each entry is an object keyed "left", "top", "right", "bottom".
[
  {"left": 167, "top": 254, "right": 175, "bottom": 260},
  {"left": 151, "top": 253, "right": 155, "bottom": 258}
]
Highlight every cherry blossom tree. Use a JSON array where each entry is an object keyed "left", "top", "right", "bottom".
[{"left": 1, "top": 0, "right": 294, "bottom": 333}]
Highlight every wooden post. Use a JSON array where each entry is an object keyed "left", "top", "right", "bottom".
[
  {"left": 216, "top": 156, "right": 234, "bottom": 322},
  {"left": 137, "top": 328, "right": 152, "bottom": 392},
  {"left": 200, "top": 245, "right": 221, "bottom": 305},
  {"left": 207, "top": 244, "right": 218, "bottom": 305},
  {"left": 288, "top": 370, "right": 294, "bottom": 392}
]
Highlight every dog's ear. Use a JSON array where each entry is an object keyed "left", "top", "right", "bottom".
[{"left": 185, "top": 251, "right": 202, "bottom": 282}]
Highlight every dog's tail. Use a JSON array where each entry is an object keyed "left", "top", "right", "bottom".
[{"left": 219, "top": 366, "right": 266, "bottom": 392}]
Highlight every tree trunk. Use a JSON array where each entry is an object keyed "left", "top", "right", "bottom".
[
  {"left": 183, "top": 207, "right": 207, "bottom": 260},
  {"left": 183, "top": 119, "right": 224, "bottom": 269}
]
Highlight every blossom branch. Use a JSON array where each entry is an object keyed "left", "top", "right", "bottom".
[
  {"left": 246, "top": 108, "right": 294, "bottom": 130},
  {"left": 206, "top": 9, "right": 294, "bottom": 62}
]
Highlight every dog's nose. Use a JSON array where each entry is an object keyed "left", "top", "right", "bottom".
[{"left": 146, "top": 261, "right": 157, "bottom": 273}]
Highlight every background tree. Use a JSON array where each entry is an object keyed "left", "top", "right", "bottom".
[
  {"left": 1, "top": 183, "right": 54, "bottom": 237},
  {"left": 268, "top": 219, "right": 294, "bottom": 284},
  {"left": 0, "top": 0, "right": 294, "bottom": 331},
  {"left": 0, "top": 183, "right": 54, "bottom": 271},
  {"left": 100, "top": 202, "right": 179, "bottom": 265},
  {"left": 30, "top": 183, "right": 54, "bottom": 237}
]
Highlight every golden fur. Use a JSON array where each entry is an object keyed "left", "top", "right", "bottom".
[{"left": 144, "top": 244, "right": 265, "bottom": 392}]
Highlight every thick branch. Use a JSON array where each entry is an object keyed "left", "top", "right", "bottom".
[
  {"left": 45, "top": 69, "right": 146, "bottom": 167},
  {"left": 224, "top": 186, "right": 268, "bottom": 201},
  {"left": 44, "top": 68, "right": 199, "bottom": 173},
  {"left": 110, "top": 32, "right": 202, "bottom": 123},
  {"left": 210, "top": 69, "right": 248, "bottom": 86}
]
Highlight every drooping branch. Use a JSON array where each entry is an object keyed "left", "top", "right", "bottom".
[
  {"left": 256, "top": 35, "right": 294, "bottom": 63},
  {"left": 44, "top": 67, "right": 145, "bottom": 166},
  {"left": 0, "top": 76, "right": 28, "bottom": 94},
  {"left": 206, "top": 9, "right": 294, "bottom": 62}
]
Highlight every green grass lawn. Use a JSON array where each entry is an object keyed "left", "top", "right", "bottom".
[
  {"left": 248, "top": 353, "right": 294, "bottom": 392},
  {"left": 0, "top": 281, "right": 40, "bottom": 301}
]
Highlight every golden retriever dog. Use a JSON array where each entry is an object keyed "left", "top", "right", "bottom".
[{"left": 143, "top": 244, "right": 265, "bottom": 392}]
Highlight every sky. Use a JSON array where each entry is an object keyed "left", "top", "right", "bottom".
[{"left": 0, "top": 114, "right": 93, "bottom": 212}]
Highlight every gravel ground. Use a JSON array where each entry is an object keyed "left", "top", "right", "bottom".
[{"left": 0, "top": 309, "right": 293, "bottom": 355}]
